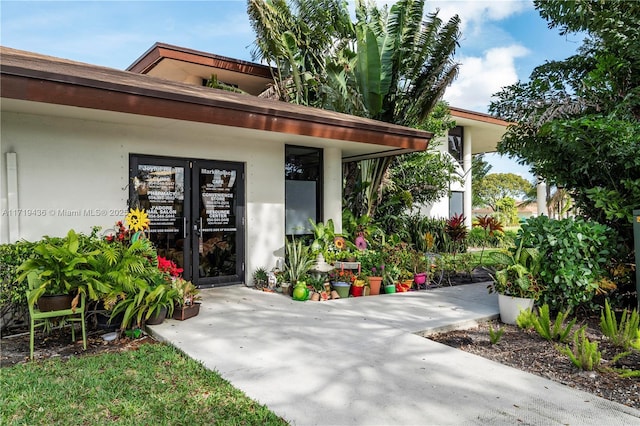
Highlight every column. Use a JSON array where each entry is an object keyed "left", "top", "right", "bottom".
[
  {"left": 323, "top": 147, "right": 343, "bottom": 233},
  {"left": 536, "top": 178, "right": 547, "bottom": 216},
  {"left": 463, "top": 131, "right": 472, "bottom": 229}
]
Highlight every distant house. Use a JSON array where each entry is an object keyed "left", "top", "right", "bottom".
[{"left": 0, "top": 42, "right": 507, "bottom": 286}]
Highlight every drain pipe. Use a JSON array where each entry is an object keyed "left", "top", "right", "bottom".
[{"left": 6, "top": 152, "right": 20, "bottom": 243}]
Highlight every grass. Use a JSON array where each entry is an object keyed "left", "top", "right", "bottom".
[
  {"left": 0, "top": 342, "right": 287, "bottom": 425},
  {"left": 468, "top": 248, "right": 502, "bottom": 268}
]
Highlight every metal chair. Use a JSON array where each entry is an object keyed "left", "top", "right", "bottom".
[{"left": 27, "top": 275, "right": 87, "bottom": 360}]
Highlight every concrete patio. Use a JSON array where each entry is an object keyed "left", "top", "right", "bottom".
[{"left": 147, "top": 283, "right": 640, "bottom": 425}]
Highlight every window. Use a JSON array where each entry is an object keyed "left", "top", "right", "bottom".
[
  {"left": 449, "top": 191, "right": 464, "bottom": 218},
  {"left": 285, "top": 145, "right": 323, "bottom": 235},
  {"left": 448, "top": 126, "right": 464, "bottom": 164}
]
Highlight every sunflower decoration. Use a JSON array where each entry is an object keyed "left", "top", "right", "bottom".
[
  {"left": 333, "top": 236, "right": 346, "bottom": 251},
  {"left": 125, "top": 207, "right": 150, "bottom": 233}
]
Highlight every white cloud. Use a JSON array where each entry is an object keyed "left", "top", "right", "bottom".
[
  {"left": 430, "top": 0, "right": 532, "bottom": 33},
  {"left": 444, "top": 44, "right": 529, "bottom": 112}
]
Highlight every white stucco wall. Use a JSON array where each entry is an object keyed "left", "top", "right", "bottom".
[
  {"left": 419, "top": 136, "right": 464, "bottom": 220},
  {"left": 0, "top": 109, "right": 307, "bottom": 284}
]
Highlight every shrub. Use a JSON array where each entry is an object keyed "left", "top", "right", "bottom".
[
  {"left": 0, "top": 240, "right": 38, "bottom": 332},
  {"left": 518, "top": 216, "right": 619, "bottom": 313}
]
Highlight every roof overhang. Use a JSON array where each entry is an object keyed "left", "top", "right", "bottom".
[
  {"left": 0, "top": 47, "right": 432, "bottom": 159},
  {"left": 449, "top": 106, "right": 509, "bottom": 154},
  {"left": 127, "top": 42, "right": 273, "bottom": 95}
]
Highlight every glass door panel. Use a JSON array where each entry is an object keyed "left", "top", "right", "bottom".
[
  {"left": 193, "top": 161, "right": 244, "bottom": 286},
  {"left": 130, "top": 155, "right": 244, "bottom": 287},
  {"left": 130, "top": 157, "right": 189, "bottom": 278}
]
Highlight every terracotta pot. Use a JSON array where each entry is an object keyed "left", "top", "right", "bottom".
[
  {"left": 368, "top": 276, "right": 383, "bottom": 295},
  {"left": 310, "top": 292, "right": 320, "bottom": 301},
  {"left": 330, "top": 290, "right": 340, "bottom": 299}
]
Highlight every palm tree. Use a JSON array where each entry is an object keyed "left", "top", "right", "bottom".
[
  {"left": 247, "top": 0, "right": 353, "bottom": 106},
  {"left": 248, "top": 0, "right": 461, "bottom": 218}
]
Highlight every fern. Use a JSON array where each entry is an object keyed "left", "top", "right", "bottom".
[
  {"left": 600, "top": 299, "right": 640, "bottom": 350},
  {"left": 488, "top": 324, "right": 505, "bottom": 345},
  {"left": 516, "top": 309, "right": 536, "bottom": 330},
  {"left": 558, "top": 326, "right": 601, "bottom": 371},
  {"left": 532, "top": 304, "right": 576, "bottom": 343}
]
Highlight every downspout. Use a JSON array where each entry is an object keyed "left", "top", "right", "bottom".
[{"left": 6, "top": 152, "right": 20, "bottom": 242}]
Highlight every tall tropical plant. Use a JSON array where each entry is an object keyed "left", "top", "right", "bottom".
[{"left": 249, "top": 0, "right": 462, "bottom": 219}]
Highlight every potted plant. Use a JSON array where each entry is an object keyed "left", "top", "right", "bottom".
[
  {"left": 17, "top": 229, "right": 109, "bottom": 312},
  {"left": 284, "top": 236, "right": 315, "bottom": 285},
  {"left": 172, "top": 277, "right": 201, "bottom": 320},
  {"left": 356, "top": 250, "right": 384, "bottom": 295},
  {"left": 410, "top": 251, "right": 429, "bottom": 288},
  {"left": 351, "top": 271, "right": 368, "bottom": 297},
  {"left": 489, "top": 240, "right": 543, "bottom": 324},
  {"left": 383, "top": 265, "right": 400, "bottom": 294},
  {"left": 329, "top": 268, "right": 356, "bottom": 298},
  {"left": 252, "top": 267, "right": 269, "bottom": 290}
]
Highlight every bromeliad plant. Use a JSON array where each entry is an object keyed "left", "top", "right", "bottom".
[{"left": 284, "top": 236, "right": 316, "bottom": 285}]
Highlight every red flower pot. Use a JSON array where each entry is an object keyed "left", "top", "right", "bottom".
[{"left": 350, "top": 285, "right": 365, "bottom": 297}]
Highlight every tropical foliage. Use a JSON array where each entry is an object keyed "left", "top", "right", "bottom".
[
  {"left": 248, "top": 0, "right": 462, "bottom": 219},
  {"left": 489, "top": 0, "right": 640, "bottom": 246}
]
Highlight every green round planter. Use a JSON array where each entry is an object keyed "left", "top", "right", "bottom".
[{"left": 384, "top": 285, "right": 396, "bottom": 294}]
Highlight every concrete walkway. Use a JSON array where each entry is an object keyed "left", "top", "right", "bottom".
[{"left": 148, "top": 283, "right": 640, "bottom": 425}]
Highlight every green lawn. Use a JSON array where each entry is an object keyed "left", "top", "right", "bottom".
[
  {"left": 468, "top": 248, "right": 504, "bottom": 268},
  {"left": 1, "top": 342, "right": 287, "bottom": 425}
]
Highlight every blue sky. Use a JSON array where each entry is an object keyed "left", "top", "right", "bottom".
[{"left": 1, "top": 1, "right": 583, "bottom": 181}]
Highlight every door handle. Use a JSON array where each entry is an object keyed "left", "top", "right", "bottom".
[{"left": 183, "top": 217, "right": 187, "bottom": 239}]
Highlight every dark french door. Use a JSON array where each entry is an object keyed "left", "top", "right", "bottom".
[{"left": 130, "top": 155, "right": 245, "bottom": 287}]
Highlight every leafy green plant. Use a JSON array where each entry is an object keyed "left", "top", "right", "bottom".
[
  {"left": 0, "top": 240, "right": 38, "bottom": 332},
  {"left": 518, "top": 216, "right": 619, "bottom": 313},
  {"left": 488, "top": 239, "right": 543, "bottom": 299},
  {"left": 532, "top": 304, "right": 576, "bottom": 343},
  {"left": 557, "top": 326, "right": 601, "bottom": 371},
  {"left": 284, "top": 236, "right": 316, "bottom": 284},
  {"left": 17, "top": 230, "right": 110, "bottom": 309},
  {"left": 600, "top": 299, "right": 640, "bottom": 350},
  {"left": 252, "top": 267, "right": 269, "bottom": 289},
  {"left": 488, "top": 324, "right": 505, "bottom": 344},
  {"left": 515, "top": 309, "right": 536, "bottom": 330}
]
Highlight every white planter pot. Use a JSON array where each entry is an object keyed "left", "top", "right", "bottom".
[{"left": 498, "top": 294, "right": 534, "bottom": 325}]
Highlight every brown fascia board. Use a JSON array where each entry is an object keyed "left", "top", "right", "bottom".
[
  {"left": 0, "top": 47, "right": 431, "bottom": 151},
  {"left": 127, "top": 42, "right": 273, "bottom": 79},
  {"left": 449, "top": 106, "right": 510, "bottom": 126}
]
